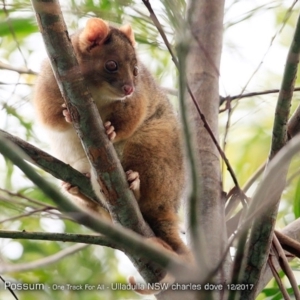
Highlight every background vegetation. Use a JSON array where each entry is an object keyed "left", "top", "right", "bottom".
[{"left": 1, "top": 0, "right": 300, "bottom": 299}]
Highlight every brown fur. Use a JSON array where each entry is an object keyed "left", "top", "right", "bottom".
[{"left": 33, "top": 18, "right": 189, "bottom": 263}]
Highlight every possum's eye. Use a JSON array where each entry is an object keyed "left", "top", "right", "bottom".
[
  {"left": 105, "top": 60, "right": 118, "bottom": 72},
  {"left": 133, "top": 66, "right": 138, "bottom": 77}
]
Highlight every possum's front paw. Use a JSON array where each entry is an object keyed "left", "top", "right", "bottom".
[
  {"left": 62, "top": 103, "right": 72, "bottom": 123},
  {"left": 61, "top": 173, "right": 90, "bottom": 195},
  {"left": 126, "top": 170, "right": 140, "bottom": 200},
  {"left": 61, "top": 181, "right": 79, "bottom": 195},
  {"left": 104, "top": 121, "right": 116, "bottom": 141}
]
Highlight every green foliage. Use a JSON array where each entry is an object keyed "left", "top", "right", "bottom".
[
  {"left": 292, "top": 177, "right": 300, "bottom": 218},
  {"left": 258, "top": 285, "right": 300, "bottom": 300},
  {"left": 0, "top": 17, "right": 37, "bottom": 38},
  {"left": 1, "top": 0, "right": 300, "bottom": 299},
  {"left": 0, "top": 186, "right": 136, "bottom": 299},
  {"left": 1, "top": 245, "right": 132, "bottom": 300}
]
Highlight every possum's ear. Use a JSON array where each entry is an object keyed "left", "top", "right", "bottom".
[
  {"left": 119, "top": 24, "right": 136, "bottom": 47},
  {"left": 79, "top": 18, "right": 109, "bottom": 51}
]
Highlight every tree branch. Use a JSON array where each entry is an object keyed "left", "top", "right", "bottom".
[
  {"left": 268, "top": 255, "right": 291, "bottom": 300},
  {"left": 0, "top": 61, "right": 37, "bottom": 75},
  {"left": 0, "top": 244, "right": 89, "bottom": 274},
  {"left": 186, "top": 0, "right": 230, "bottom": 283},
  {"left": 240, "top": 10, "right": 300, "bottom": 284},
  {"left": 31, "top": 0, "right": 152, "bottom": 236},
  {"left": 0, "top": 186, "right": 57, "bottom": 208},
  {"left": 0, "top": 207, "right": 57, "bottom": 224},
  {"left": 258, "top": 218, "right": 300, "bottom": 293},
  {"left": 227, "top": 86, "right": 300, "bottom": 236},
  {"left": 220, "top": 87, "right": 300, "bottom": 107},
  {"left": 142, "top": 0, "right": 240, "bottom": 192},
  {"left": 0, "top": 275, "right": 18, "bottom": 300},
  {"left": 272, "top": 234, "right": 300, "bottom": 299},
  {"left": 226, "top": 135, "right": 300, "bottom": 299},
  {"left": 0, "top": 129, "right": 102, "bottom": 207},
  {"left": 0, "top": 134, "right": 189, "bottom": 280},
  {"left": 0, "top": 230, "right": 115, "bottom": 248},
  {"left": 176, "top": 22, "right": 204, "bottom": 274},
  {"left": 141, "top": 0, "right": 179, "bottom": 67},
  {"left": 26, "top": 0, "right": 192, "bottom": 285},
  {"left": 275, "top": 230, "right": 300, "bottom": 258}
]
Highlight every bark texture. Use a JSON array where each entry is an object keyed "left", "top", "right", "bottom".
[{"left": 186, "top": 0, "right": 229, "bottom": 281}]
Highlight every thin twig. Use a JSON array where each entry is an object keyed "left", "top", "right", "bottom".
[
  {"left": 227, "top": 85, "right": 300, "bottom": 234},
  {"left": 0, "top": 275, "right": 19, "bottom": 300},
  {"left": 272, "top": 234, "right": 300, "bottom": 300},
  {"left": 0, "top": 207, "right": 56, "bottom": 224},
  {"left": 205, "top": 207, "right": 300, "bottom": 293},
  {"left": 268, "top": 255, "right": 291, "bottom": 300},
  {"left": 220, "top": 87, "right": 300, "bottom": 107},
  {"left": 257, "top": 218, "right": 300, "bottom": 293},
  {"left": 0, "top": 82, "right": 34, "bottom": 86},
  {"left": 0, "top": 198, "right": 69, "bottom": 221},
  {"left": 0, "top": 187, "right": 57, "bottom": 208},
  {"left": 141, "top": 0, "right": 178, "bottom": 67},
  {"left": 221, "top": 0, "right": 298, "bottom": 150},
  {"left": 188, "top": 84, "right": 241, "bottom": 189},
  {"left": 222, "top": 0, "right": 298, "bottom": 111},
  {"left": 275, "top": 230, "right": 300, "bottom": 258},
  {"left": 0, "top": 244, "right": 89, "bottom": 273},
  {"left": 222, "top": 98, "right": 234, "bottom": 190},
  {"left": 0, "top": 230, "right": 114, "bottom": 248},
  {"left": 1, "top": 0, "right": 28, "bottom": 68},
  {"left": 0, "top": 61, "right": 37, "bottom": 75}
]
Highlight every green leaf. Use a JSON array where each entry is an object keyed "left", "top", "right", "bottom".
[
  {"left": 293, "top": 177, "right": 300, "bottom": 218},
  {"left": 0, "top": 17, "right": 37, "bottom": 37},
  {"left": 260, "top": 287, "right": 280, "bottom": 297}
]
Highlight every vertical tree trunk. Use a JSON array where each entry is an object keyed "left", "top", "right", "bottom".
[
  {"left": 158, "top": 1, "right": 227, "bottom": 298},
  {"left": 186, "top": 0, "right": 229, "bottom": 283}
]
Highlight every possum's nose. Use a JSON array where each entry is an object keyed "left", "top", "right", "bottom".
[{"left": 123, "top": 84, "right": 134, "bottom": 95}]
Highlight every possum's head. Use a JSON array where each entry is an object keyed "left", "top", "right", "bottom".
[{"left": 74, "top": 18, "right": 138, "bottom": 100}]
